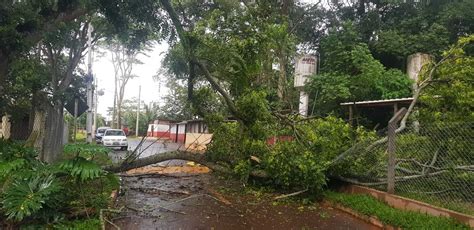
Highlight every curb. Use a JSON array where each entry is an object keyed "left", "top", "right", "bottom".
[
  {"left": 323, "top": 200, "right": 400, "bottom": 230},
  {"left": 340, "top": 185, "right": 474, "bottom": 228}
]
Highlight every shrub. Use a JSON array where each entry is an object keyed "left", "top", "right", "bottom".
[{"left": 0, "top": 141, "right": 118, "bottom": 226}]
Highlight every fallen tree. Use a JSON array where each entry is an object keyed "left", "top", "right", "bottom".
[{"left": 104, "top": 149, "right": 269, "bottom": 178}]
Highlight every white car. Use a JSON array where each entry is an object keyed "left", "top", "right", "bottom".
[
  {"left": 102, "top": 129, "right": 128, "bottom": 150},
  {"left": 95, "top": 126, "right": 111, "bottom": 144}
]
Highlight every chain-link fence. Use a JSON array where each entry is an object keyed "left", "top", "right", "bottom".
[{"left": 336, "top": 122, "right": 474, "bottom": 215}]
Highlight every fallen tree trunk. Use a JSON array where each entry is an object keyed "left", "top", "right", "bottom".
[{"left": 103, "top": 150, "right": 269, "bottom": 178}]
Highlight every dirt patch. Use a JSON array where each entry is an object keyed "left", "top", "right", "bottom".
[{"left": 108, "top": 166, "right": 378, "bottom": 229}]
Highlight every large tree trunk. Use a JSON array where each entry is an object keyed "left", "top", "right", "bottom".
[
  {"left": 41, "top": 102, "right": 64, "bottom": 163},
  {"left": 25, "top": 92, "right": 48, "bottom": 152},
  {"left": 104, "top": 150, "right": 268, "bottom": 178},
  {"left": 187, "top": 62, "right": 195, "bottom": 101},
  {"left": 26, "top": 94, "right": 65, "bottom": 163},
  {"left": 277, "top": 51, "right": 287, "bottom": 101},
  {"left": 277, "top": 0, "right": 292, "bottom": 102}
]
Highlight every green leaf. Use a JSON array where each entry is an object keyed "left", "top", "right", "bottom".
[
  {"left": 59, "top": 157, "right": 104, "bottom": 181},
  {"left": 2, "top": 175, "right": 61, "bottom": 221}
]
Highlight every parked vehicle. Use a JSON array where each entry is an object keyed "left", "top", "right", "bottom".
[
  {"left": 102, "top": 129, "right": 128, "bottom": 150},
  {"left": 95, "top": 126, "right": 111, "bottom": 144}
]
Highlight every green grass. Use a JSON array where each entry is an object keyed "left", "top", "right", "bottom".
[
  {"left": 52, "top": 218, "right": 101, "bottom": 230},
  {"left": 325, "top": 191, "right": 470, "bottom": 230},
  {"left": 397, "top": 192, "right": 474, "bottom": 216},
  {"left": 20, "top": 218, "right": 101, "bottom": 230}
]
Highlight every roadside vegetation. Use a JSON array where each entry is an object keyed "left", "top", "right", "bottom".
[
  {"left": 325, "top": 191, "right": 470, "bottom": 229},
  {"left": 0, "top": 141, "right": 118, "bottom": 228}
]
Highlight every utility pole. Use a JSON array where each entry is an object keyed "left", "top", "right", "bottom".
[
  {"left": 135, "top": 85, "right": 141, "bottom": 137},
  {"left": 86, "top": 24, "right": 94, "bottom": 143},
  {"left": 92, "top": 78, "right": 98, "bottom": 140},
  {"left": 73, "top": 98, "right": 78, "bottom": 143}
]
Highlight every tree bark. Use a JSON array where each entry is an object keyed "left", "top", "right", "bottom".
[
  {"left": 25, "top": 91, "right": 64, "bottom": 163},
  {"left": 277, "top": 0, "right": 292, "bottom": 102},
  {"left": 41, "top": 102, "right": 64, "bottom": 163},
  {"left": 25, "top": 91, "right": 48, "bottom": 151},
  {"left": 25, "top": 108, "right": 46, "bottom": 151},
  {"left": 277, "top": 51, "right": 287, "bottom": 101},
  {"left": 187, "top": 62, "right": 195, "bottom": 101}
]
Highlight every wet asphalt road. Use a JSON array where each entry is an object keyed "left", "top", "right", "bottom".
[{"left": 111, "top": 172, "right": 377, "bottom": 230}]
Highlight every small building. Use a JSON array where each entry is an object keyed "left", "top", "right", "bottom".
[
  {"left": 169, "top": 119, "right": 217, "bottom": 152},
  {"left": 340, "top": 97, "right": 413, "bottom": 127},
  {"left": 183, "top": 120, "right": 212, "bottom": 151},
  {"left": 170, "top": 121, "right": 186, "bottom": 143},
  {"left": 147, "top": 119, "right": 173, "bottom": 138}
]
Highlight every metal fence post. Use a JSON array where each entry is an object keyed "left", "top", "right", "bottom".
[{"left": 387, "top": 108, "right": 407, "bottom": 194}]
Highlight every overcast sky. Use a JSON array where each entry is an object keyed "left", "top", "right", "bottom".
[{"left": 93, "top": 42, "right": 169, "bottom": 119}]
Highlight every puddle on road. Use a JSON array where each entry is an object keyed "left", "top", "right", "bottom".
[{"left": 109, "top": 165, "right": 377, "bottom": 230}]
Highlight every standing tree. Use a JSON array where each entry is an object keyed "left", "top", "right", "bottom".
[
  {"left": 106, "top": 41, "right": 145, "bottom": 128},
  {"left": 0, "top": 1, "right": 89, "bottom": 113},
  {"left": 1, "top": 0, "right": 170, "bottom": 163},
  {"left": 25, "top": 17, "right": 97, "bottom": 162}
]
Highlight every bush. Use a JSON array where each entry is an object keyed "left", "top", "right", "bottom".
[{"left": 0, "top": 141, "right": 119, "bottom": 226}]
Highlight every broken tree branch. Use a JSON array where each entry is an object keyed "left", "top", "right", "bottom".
[
  {"left": 336, "top": 165, "right": 469, "bottom": 187},
  {"left": 274, "top": 189, "right": 308, "bottom": 200},
  {"left": 193, "top": 60, "right": 240, "bottom": 118},
  {"left": 100, "top": 207, "right": 123, "bottom": 230}
]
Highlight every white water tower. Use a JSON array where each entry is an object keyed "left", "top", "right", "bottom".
[{"left": 294, "top": 54, "right": 317, "bottom": 116}]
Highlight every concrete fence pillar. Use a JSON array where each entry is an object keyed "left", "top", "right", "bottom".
[
  {"left": 1, "top": 115, "right": 11, "bottom": 139},
  {"left": 387, "top": 108, "right": 407, "bottom": 194}
]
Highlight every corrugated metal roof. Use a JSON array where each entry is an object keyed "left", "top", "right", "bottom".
[{"left": 340, "top": 97, "right": 414, "bottom": 106}]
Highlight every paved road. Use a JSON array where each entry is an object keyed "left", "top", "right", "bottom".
[
  {"left": 108, "top": 138, "right": 184, "bottom": 166},
  {"left": 111, "top": 173, "right": 376, "bottom": 230}
]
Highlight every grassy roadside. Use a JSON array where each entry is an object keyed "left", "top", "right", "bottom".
[
  {"left": 397, "top": 192, "right": 474, "bottom": 216},
  {"left": 325, "top": 191, "right": 470, "bottom": 230}
]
